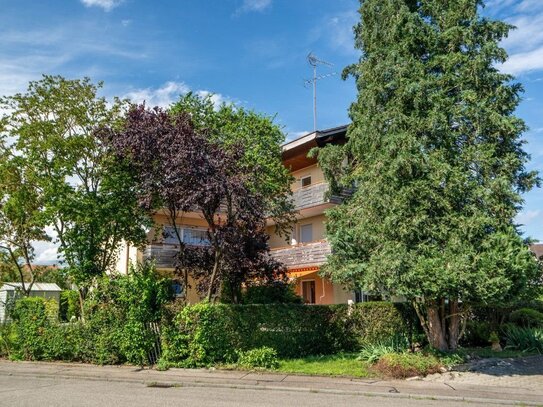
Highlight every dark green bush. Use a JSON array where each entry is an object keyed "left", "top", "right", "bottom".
[
  {"left": 59, "top": 290, "right": 80, "bottom": 322},
  {"left": 504, "top": 325, "right": 543, "bottom": 353},
  {"left": 349, "top": 302, "right": 419, "bottom": 346},
  {"left": 241, "top": 282, "right": 303, "bottom": 304},
  {"left": 510, "top": 308, "right": 543, "bottom": 328},
  {"left": 237, "top": 346, "right": 279, "bottom": 370},
  {"left": 462, "top": 321, "right": 493, "bottom": 347},
  {"left": 163, "top": 303, "right": 352, "bottom": 366}
]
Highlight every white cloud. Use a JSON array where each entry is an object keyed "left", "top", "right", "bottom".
[
  {"left": 236, "top": 0, "right": 272, "bottom": 15},
  {"left": 80, "top": 0, "right": 123, "bottom": 12},
  {"left": 515, "top": 209, "right": 541, "bottom": 226},
  {"left": 123, "top": 81, "right": 231, "bottom": 109},
  {"left": 501, "top": 46, "right": 543, "bottom": 75}
]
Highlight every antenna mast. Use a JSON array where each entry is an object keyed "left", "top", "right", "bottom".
[{"left": 304, "top": 52, "right": 336, "bottom": 132}]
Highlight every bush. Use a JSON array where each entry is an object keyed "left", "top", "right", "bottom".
[
  {"left": 163, "top": 303, "right": 352, "bottom": 366},
  {"left": 237, "top": 347, "right": 279, "bottom": 370},
  {"left": 349, "top": 302, "right": 420, "bottom": 346},
  {"left": 0, "top": 323, "right": 14, "bottom": 358},
  {"left": 510, "top": 308, "right": 543, "bottom": 329},
  {"left": 59, "top": 291, "right": 80, "bottom": 322},
  {"left": 242, "top": 282, "right": 303, "bottom": 304},
  {"left": 9, "top": 297, "right": 50, "bottom": 360},
  {"left": 462, "top": 321, "right": 493, "bottom": 347},
  {"left": 8, "top": 263, "right": 171, "bottom": 366},
  {"left": 373, "top": 353, "right": 442, "bottom": 378},
  {"left": 504, "top": 326, "right": 543, "bottom": 353}
]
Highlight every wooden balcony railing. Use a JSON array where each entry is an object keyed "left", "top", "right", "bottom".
[
  {"left": 291, "top": 182, "right": 350, "bottom": 211},
  {"left": 269, "top": 240, "right": 331, "bottom": 269}
]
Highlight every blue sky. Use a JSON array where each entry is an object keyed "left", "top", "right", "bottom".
[{"left": 0, "top": 0, "right": 542, "bottom": 262}]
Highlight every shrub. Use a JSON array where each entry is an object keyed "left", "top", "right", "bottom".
[
  {"left": 358, "top": 334, "right": 410, "bottom": 364},
  {"left": 237, "top": 347, "right": 279, "bottom": 370},
  {"left": 9, "top": 297, "right": 50, "bottom": 360},
  {"left": 164, "top": 303, "right": 352, "bottom": 366},
  {"left": 0, "top": 323, "right": 14, "bottom": 358},
  {"left": 59, "top": 291, "right": 80, "bottom": 322},
  {"left": 373, "top": 353, "right": 442, "bottom": 378},
  {"left": 462, "top": 321, "right": 493, "bottom": 347},
  {"left": 504, "top": 326, "right": 543, "bottom": 353},
  {"left": 349, "top": 302, "right": 419, "bottom": 346},
  {"left": 510, "top": 308, "right": 543, "bottom": 329},
  {"left": 241, "top": 282, "right": 303, "bottom": 304}
]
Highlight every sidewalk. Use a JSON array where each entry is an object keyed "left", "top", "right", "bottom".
[{"left": 1, "top": 360, "right": 542, "bottom": 405}]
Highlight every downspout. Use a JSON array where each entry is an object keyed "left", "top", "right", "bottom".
[{"left": 318, "top": 278, "right": 326, "bottom": 304}]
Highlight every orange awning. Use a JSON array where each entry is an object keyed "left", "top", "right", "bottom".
[{"left": 288, "top": 266, "right": 319, "bottom": 279}]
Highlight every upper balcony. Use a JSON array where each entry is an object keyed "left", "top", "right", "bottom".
[
  {"left": 291, "top": 182, "right": 351, "bottom": 212},
  {"left": 269, "top": 240, "right": 331, "bottom": 269}
]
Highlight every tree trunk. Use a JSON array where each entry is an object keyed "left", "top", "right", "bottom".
[
  {"left": 206, "top": 250, "right": 222, "bottom": 301},
  {"left": 447, "top": 299, "right": 461, "bottom": 350},
  {"left": 426, "top": 302, "right": 448, "bottom": 351},
  {"left": 418, "top": 298, "right": 463, "bottom": 351},
  {"left": 78, "top": 288, "right": 86, "bottom": 322}
]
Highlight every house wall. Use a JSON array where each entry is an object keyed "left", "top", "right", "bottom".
[
  {"left": 267, "top": 214, "right": 327, "bottom": 249},
  {"left": 294, "top": 271, "right": 335, "bottom": 305},
  {"left": 290, "top": 164, "right": 325, "bottom": 192}
]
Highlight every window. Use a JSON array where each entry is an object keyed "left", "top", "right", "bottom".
[
  {"left": 183, "top": 228, "right": 209, "bottom": 246},
  {"left": 302, "top": 280, "right": 316, "bottom": 304},
  {"left": 301, "top": 176, "right": 312, "bottom": 188},
  {"left": 300, "top": 224, "right": 313, "bottom": 243},
  {"left": 162, "top": 226, "right": 210, "bottom": 246}
]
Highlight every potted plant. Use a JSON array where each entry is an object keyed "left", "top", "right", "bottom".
[{"left": 489, "top": 331, "right": 502, "bottom": 352}]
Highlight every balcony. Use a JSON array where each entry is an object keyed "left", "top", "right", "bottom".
[
  {"left": 269, "top": 240, "right": 331, "bottom": 269},
  {"left": 143, "top": 244, "right": 179, "bottom": 269},
  {"left": 291, "top": 182, "right": 350, "bottom": 211}
]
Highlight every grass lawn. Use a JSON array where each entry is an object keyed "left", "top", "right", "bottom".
[{"left": 275, "top": 353, "right": 374, "bottom": 378}]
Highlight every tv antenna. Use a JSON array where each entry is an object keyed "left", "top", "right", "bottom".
[{"left": 304, "top": 52, "right": 336, "bottom": 132}]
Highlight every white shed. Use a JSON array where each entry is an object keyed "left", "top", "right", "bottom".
[{"left": 0, "top": 282, "right": 63, "bottom": 323}]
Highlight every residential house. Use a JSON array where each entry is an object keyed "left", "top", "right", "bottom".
[{"left": 116, "top": 125, "right": 357, "bottom": 304}]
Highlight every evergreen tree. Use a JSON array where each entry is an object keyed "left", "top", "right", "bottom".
[{"left": 317, "top": 0, "right": 541, "bottom": 350}]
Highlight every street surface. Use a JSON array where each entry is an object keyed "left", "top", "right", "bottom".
[{"left": 0, "top": 375, "right": 511, "bottom": 407}]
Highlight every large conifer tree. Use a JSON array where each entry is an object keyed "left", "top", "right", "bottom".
[{"left": 318, "top": 0, "right": 541, "bottom": 350}]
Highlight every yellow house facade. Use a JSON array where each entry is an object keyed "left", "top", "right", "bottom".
[{"left": 116, "top": 125, "right": 359, "bottom": 305}]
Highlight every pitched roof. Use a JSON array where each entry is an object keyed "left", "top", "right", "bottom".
[
  {"left": 0, "top": 282, "right": 63, "bottom": 292},
  {"left": 530, "top": 243, "right": 543, "bottom": 260}
]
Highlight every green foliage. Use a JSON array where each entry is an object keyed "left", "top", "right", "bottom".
[
  {"left": 0, "top": 323, "right": 14, "bottom": 358},
  {"left": 357, "top": 334, "right": 410, "bottom": 364},
  {"left": 237, "top": 347, "right": 279, "bottom": 370},
  {"left": 373, "top": 353, "right": 442, "bottom": 378},
  {"left": 276, "top": 353, "right": 372, "bottom": 378},
  {"left": 59, "top": 290, "right": 80, "bottom": 322},
  {"left": 8, "top": 263, "right": 170, "bottom": 365},
  {"left": 163, "top": 303, "right": 352, "bottom": 366},
  {"left": 241, "top": 282, "right": 303, "bottom": 304},
  {"left": 504, "top": 326, "right": 543, "bottom": 353},
  {"left": 510, "top": 308, "right": 543, "bottom": 328},
  {"left": 170, "top": 92, "right": 295, "bottom": 237},
  {"left": 349, "top": 302, "right": 420, "bottom": 346},
  {"left": 161, "top": 301, "right": 420, "bottom": 367},
  {"left": 318, "top": 0, "right": 542, "bottom": 351},
  {"left": 0, "top": 75, "right": 151, "bottom": 291},
  {"left": 462, "top": 321, "right": 493, "bottom": 347},
  {"left": 9, "top": 297, "right": 50, "bottom": 360}
]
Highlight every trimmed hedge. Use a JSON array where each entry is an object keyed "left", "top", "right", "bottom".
[{"left": 161, "top": 301, "right": 420, "bottom": 367}]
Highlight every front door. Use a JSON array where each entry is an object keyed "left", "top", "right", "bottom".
[{"left": 302, "top": 280, "right": 316, "bottom": 304}]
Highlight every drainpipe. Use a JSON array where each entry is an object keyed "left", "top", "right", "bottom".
[{"left": 318, "top": 278, "right": 326, "bottom": 304}]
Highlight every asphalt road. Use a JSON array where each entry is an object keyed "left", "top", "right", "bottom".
[{"left": 0, "top": 375, "right": 511, "bottom": 407}]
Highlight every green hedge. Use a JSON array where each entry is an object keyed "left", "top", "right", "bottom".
[
  {"left": 161, "top": 301, "right": 419, "bottom": 367},
  {"left": 59, "top": 290, "right": 80, "bottom": 322}
]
